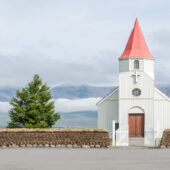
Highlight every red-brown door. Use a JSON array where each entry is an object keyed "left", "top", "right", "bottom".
[{"left": 129, "top": 114, "right": 144, "bottom": 137}]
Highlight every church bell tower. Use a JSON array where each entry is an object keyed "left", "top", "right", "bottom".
[
  {"left": 119, "top": 18, "right": 154, "bottom": 80},
  {"left": 118, "top": 18, "right": 155, "bottom": 146}
]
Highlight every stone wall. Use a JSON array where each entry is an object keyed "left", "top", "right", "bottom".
[
  {"left": 0, "top": 129, "right": 110, "bottom": 148},
  {"left": 161, "top": 129, "right": 170, "bottom": 147}
]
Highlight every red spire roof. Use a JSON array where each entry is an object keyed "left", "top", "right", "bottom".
[{"left": 120, "top": 18, "right": 153, "bottom": 59}]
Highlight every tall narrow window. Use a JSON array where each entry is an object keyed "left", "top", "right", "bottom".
[{"left": 134, "top": 60, "right": 139, "bottom": 69}]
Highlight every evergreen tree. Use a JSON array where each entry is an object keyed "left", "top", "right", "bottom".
[{"left": 7, "top": 74, "right": 60, "bottom": 128}]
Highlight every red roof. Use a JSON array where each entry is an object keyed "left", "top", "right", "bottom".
[{"left": 120, "top": 18, "right": 153, "bottom": 59}]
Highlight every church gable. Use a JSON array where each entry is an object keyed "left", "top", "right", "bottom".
[
  {"left": 119, "top": 71, "right": 154, "bottom": 99},
  {"left": 97, "top": 87, "right": 119, "bottom": 106}
]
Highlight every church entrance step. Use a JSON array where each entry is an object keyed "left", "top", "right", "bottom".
[{"left": 129, "top": 137, "right": 144, "bottom": 147}]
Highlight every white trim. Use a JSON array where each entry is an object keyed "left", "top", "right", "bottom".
[
  {"left": 119, "top": 57, "right": 155, "bottom": 60},
  {"left": 154, "top": 87, "right": 170, "bottom": 101},
  {"left": 129, "top": 106, "right": 145, "bottom": 113},
  {"left": 96, "top": 87, "right": 119, "bottom": 106}
]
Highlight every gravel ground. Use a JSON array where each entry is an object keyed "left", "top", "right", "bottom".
[{"left": 0, "top": 148, "right": 170, "bottom": 170}]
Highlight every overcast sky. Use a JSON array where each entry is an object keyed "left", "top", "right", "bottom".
[{"left": 0, "top": 0, "right": 169, "bottom": 87}]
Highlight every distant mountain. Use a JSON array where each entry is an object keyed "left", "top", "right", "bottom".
[
  {"left": 0, "top": 112, "right": 9, "bottom": 128},
  {"left": 0, "top": 85, "right": 169, "bottom": 102},
  {"left": 55, "top": 111, "right": 97, "bottom": 129},
  {"left": 50, "top": 85, "right": 115, "bottom": 99},
  {"left": 0, "top": 111, "right": 98, "bottom": 129},
  {"left": 0, "top": 84, "right": 169, "bottom": 128},
  {"left": 50, "top": 85, "right": 170, "bottom": 99},
  {"left": 0, "top": 87, "right": 18, "bottom": 101}
]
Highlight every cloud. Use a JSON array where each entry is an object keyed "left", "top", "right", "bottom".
[
  {"left": 0, "top": 0, "right": 169, "bottom": 87},
  {"left": 54, "top": 98, "right": 101, "bottom": 112},
  {"left": 0, "top": 98, "right": 101, "bottom": 114},
  {"left": 0, "top": 102, "right": 11, "bottom": 113},
  {"left": 149, "top": 29, "right": 170, "bottom": 85}
]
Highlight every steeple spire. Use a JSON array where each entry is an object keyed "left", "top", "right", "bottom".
[{"left": 120, "top": 18, "right": 153, "bottom": 58}]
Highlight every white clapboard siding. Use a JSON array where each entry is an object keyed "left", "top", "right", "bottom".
[
  {"left": 154, "top": 88, "right": 170, "bottom": 138},
  {"left": 97, "top": 88, "right": 119, "bottom": 137}
]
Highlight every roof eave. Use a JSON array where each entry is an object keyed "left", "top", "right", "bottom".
[
  {"left": 119, "top": 56, "right": 155, "bottom": 60},
  {"left": 96, "top": 87, "right": 119, "bottom": 106}
]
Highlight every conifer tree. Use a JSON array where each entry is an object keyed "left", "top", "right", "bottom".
[{"left": 7, "top": 74, "right": 60, "bottom": 128}]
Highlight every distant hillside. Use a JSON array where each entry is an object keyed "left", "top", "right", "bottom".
[
  {"left": 55, "top": 111, "right": 97, "bottom": 129},
  {"left": 0, "top": 85, "right": 169, "bottom": 101},
  {"left": 0, "top": 85, "right": 169, "bottom": 128},
  {"left": 50, "top": 85, "right": 115, "bottom": 99},
  {"left": 0, "top": 111, "right": 98, "bottom": 129},
  {"left": 0, "top": 87, "right": 18, "bottom": 101},
  {"left": 50, "top": 85, "right": 170, "bottom": 99},
  {"left": 0, "top": 85, "right": 115, "bottom": 101}
]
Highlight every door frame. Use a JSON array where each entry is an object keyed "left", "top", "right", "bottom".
[{"left": 128, "top": 113, "right": 145, "bottom": 137}]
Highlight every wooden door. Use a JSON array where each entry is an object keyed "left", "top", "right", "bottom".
[
  {"left": 129, "top": 115, "right": 136, "bottom": 137},
  {"left": 129, "top": 114, "right": 144, "bottom": 137}
]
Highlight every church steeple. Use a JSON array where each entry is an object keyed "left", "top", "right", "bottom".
[{"left": 120, "top": 18, "right": 153, "bottom": 59}]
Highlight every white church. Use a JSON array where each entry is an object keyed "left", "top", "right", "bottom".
[{"left": 97, "top": 18, "right": 170, "bottom": 147}]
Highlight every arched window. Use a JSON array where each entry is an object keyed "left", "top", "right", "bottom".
[{"left": 134, "top": 60, "right": 139, "bottom": 69}]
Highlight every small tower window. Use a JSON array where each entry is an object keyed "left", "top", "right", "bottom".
[{"left": 134, "top": 60, "right": 139, "bottom": 69}]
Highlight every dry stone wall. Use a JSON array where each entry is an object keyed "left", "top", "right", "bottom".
[
  {"left": 161, "top": 129, "right": 170, "bottom": 147},
  {"left": 0, "top": 129, "right": 110, "bottom": 148}
]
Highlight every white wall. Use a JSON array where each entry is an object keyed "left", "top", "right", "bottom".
[
  {"left": 119, "top": 58, "right": 154, "bottom": 79},
  {"left": 154, "top": 88, "right": 170, "bottom": 139},
  {"left": 119, "top": 59, "right": 129, "bottom": 72},
  {"left": 98, "top": 57, "right": 170, "bottom": 146},
  {"left": 119, "top": 58, "right": 155, "bottom": 146},
  {"left": 97, "top": 89, "right": 119, "bottom": 137}
]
